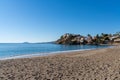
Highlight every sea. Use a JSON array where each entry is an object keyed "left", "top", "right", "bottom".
[{"left": 0, "top": 43, "right": 110, "bottom": 60}]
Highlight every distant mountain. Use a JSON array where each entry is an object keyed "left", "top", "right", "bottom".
[
  {"left": 35, "top": 42, "right": 54, "bottom": 44},
  {"left": 23, "top": 42, "right": 30, "bottom": 44}
]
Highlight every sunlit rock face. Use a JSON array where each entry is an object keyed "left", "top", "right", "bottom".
[
  {"left": 56, "top": 33, "right": 87, "bottom": 45},
  {"left": 56, "top": 33, "right": 120, "bottom": 45}
]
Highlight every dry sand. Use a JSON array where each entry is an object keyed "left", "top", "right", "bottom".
[{"left": 0, "top": 46, "right": 120, "bottom": 80}]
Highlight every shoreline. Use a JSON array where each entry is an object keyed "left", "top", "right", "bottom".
[
  {"left": 0, "top": 45, "right": 113, "bottom": 60},
  {"left": 0, "top": 45, "right": 120, "bottom": 79}
]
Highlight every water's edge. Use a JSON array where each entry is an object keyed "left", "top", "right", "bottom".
[{"left": 0, "top": 46, "right": 113, "bottom": 60}]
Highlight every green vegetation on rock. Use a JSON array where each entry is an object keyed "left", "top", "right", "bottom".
[{"left": 56, "top": 32, "right": 120, "bottom": 45}]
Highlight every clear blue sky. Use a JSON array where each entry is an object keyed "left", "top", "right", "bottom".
[{"left": 0, "top": 0, "right": 120, "bottom": 43}]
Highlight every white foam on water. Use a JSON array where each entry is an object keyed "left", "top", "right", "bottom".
[
  {"left": 0, "top": 48, "right": 95, "bottom": 60},
  {"left": 0, "top": 46, "right": 112, "bottom": 60}
]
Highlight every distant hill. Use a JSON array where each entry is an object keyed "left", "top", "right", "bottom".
[{"left": 23, "top": 42, "right": 30, "bottom": 44}]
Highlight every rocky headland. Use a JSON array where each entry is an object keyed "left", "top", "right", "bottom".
[{"left": 56, "top": 32, "right": 120, "bottom": 45}]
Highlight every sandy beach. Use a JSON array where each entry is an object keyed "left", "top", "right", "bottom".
[{"left": 0, "top": 45, "right": 120, "bottom": 80}]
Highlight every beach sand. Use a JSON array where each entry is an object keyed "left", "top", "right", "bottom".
[{"left": 0, "top": 46, "right": 120, "bottom": 80}]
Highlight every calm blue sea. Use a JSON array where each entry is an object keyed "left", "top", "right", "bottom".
[{"left": 0, "top": 43, "right": 110, "bottom": 59}]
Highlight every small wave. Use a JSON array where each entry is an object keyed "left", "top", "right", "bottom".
[{"left": 0, "top": 47, "right": 110, "bottom": 60}]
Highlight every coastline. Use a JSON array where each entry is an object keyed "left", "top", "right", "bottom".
[
  {"left": 0, "top": 45, "right": 120, "bottom": 80},
  {"left": 0, "top": 45, "right": 112, "bottom": 60}
]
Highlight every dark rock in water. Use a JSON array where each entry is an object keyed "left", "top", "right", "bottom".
[
  {"left": 56, "top": 33, "right": 86, "bottom": 45},
  {"left": 56, "top": 32, "right": 120, "bottom": 45}
]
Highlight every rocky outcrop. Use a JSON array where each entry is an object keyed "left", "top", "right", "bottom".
[
  {"left": 56, "top": 32, "right": 120, "bottom": 45},
  {"left": 56, "top": 33, "right": 87, "bottom": 45}
]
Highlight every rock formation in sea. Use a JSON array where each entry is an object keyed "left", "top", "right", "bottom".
[
  {"left": 56, "top": 32, "right": 120, "bottom": 45},
  {"left": 56, "top": 33, "right": 87, "bottom": 45}
]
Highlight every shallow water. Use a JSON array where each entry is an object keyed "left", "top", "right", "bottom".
[{"left": 0, "top": 43, "right": 110, "bottom": 59}]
